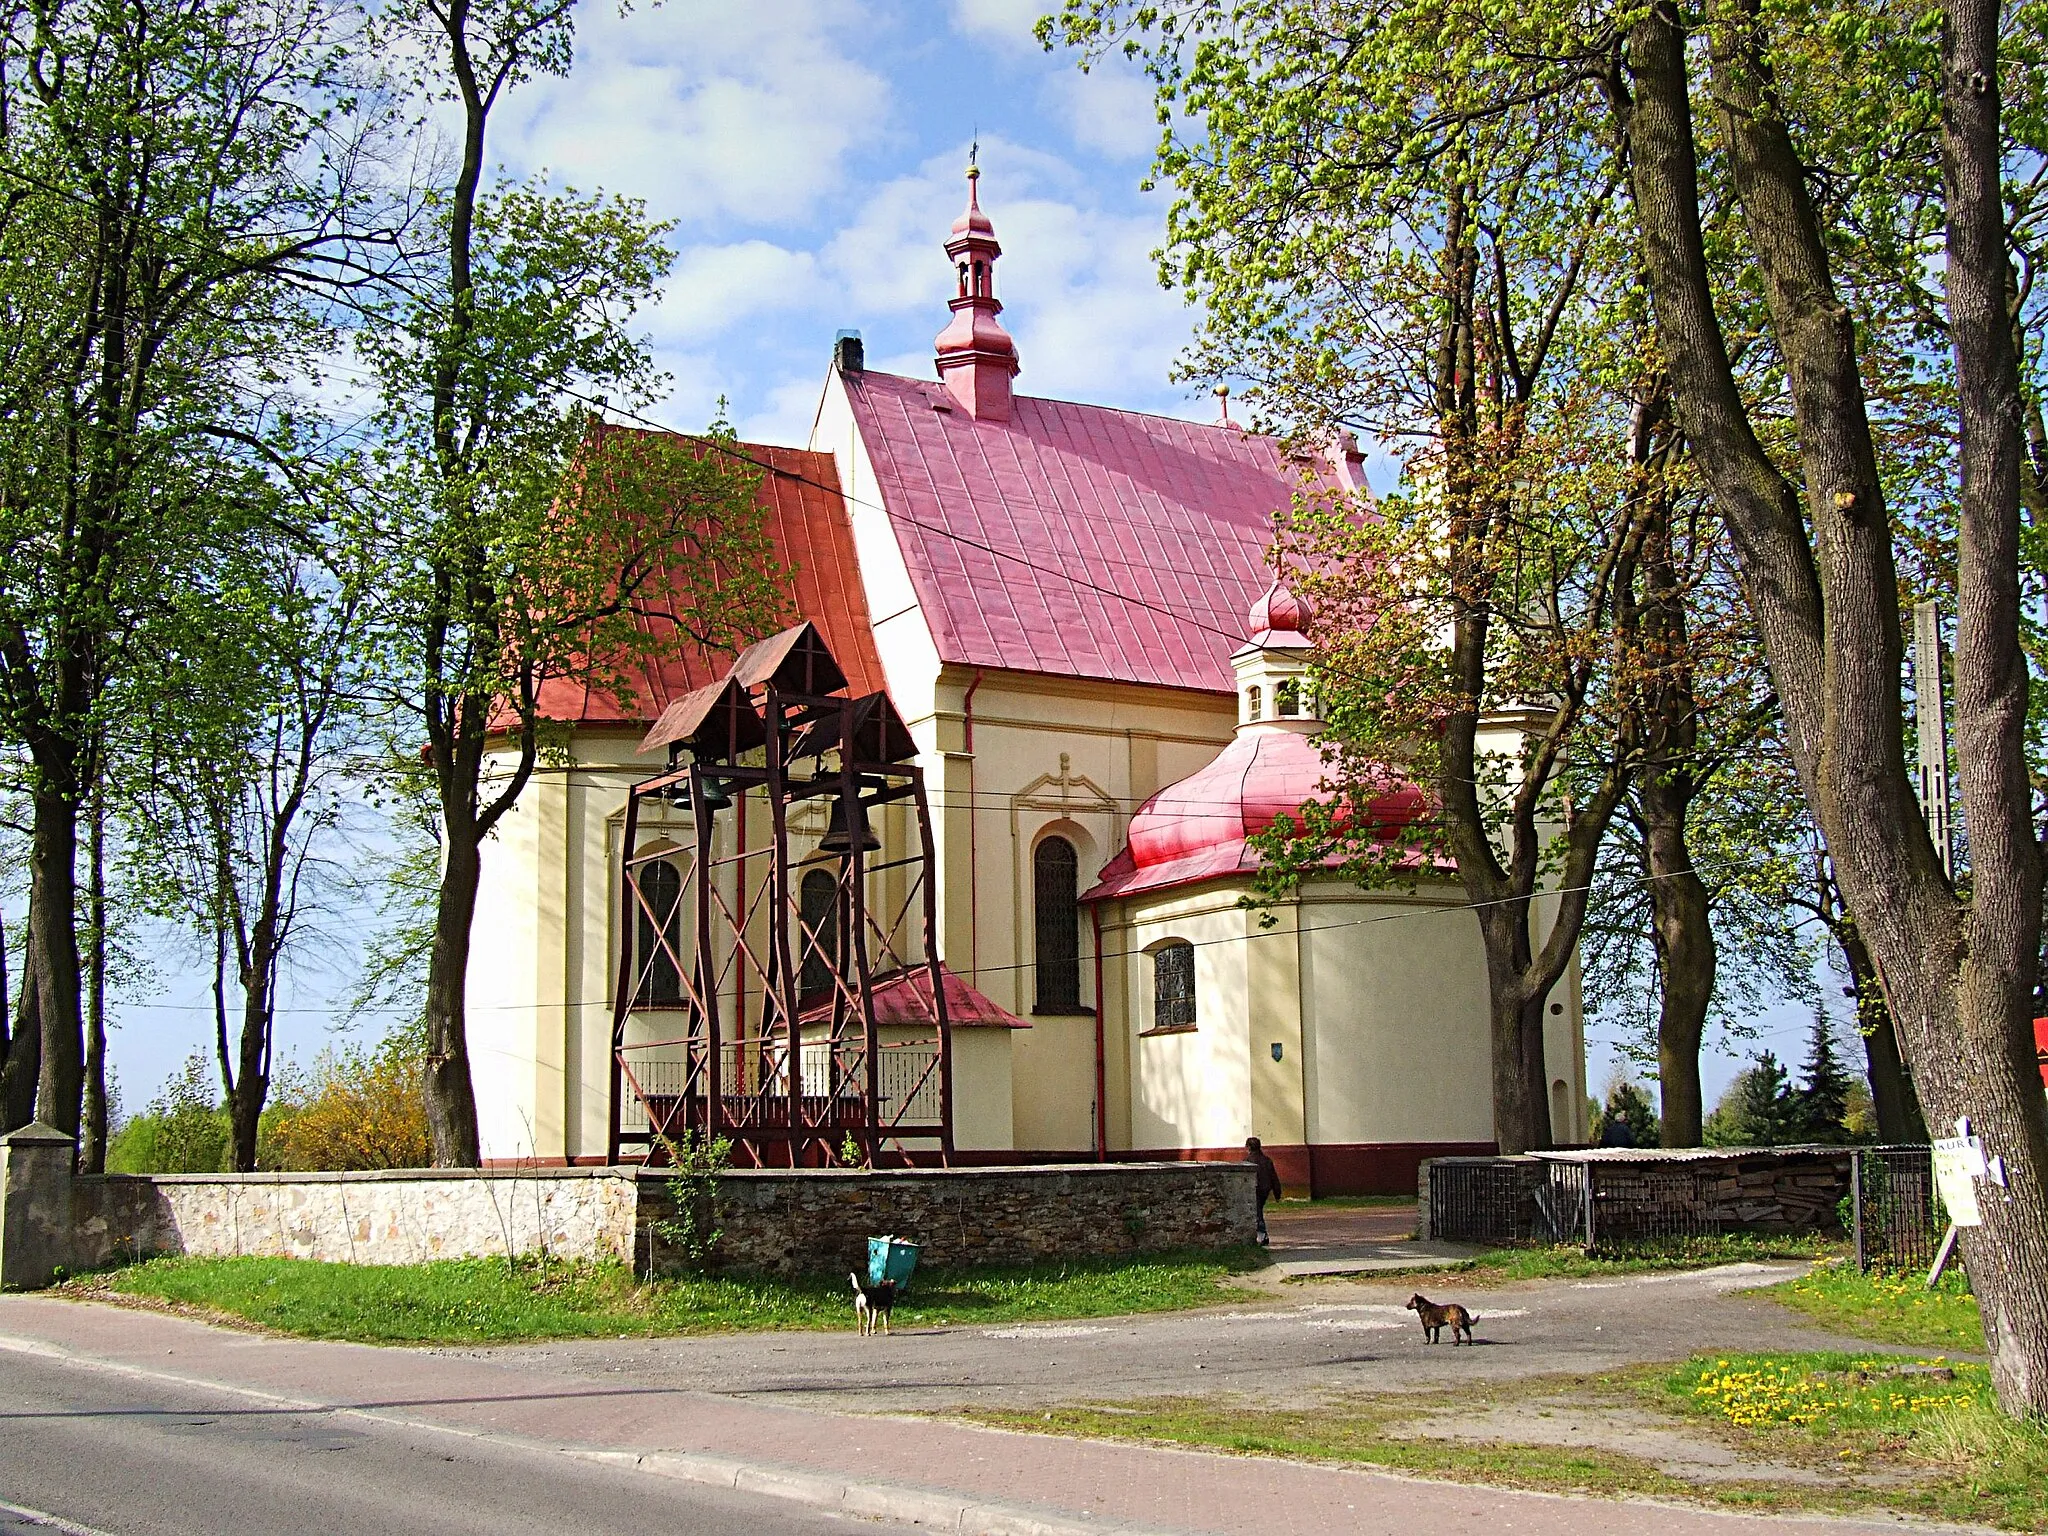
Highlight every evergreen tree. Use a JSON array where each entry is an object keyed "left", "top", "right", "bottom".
[
  {"left": 1793, "top": 1012, "right": 1856, "bottom": 1144},
  {"left": 1704, "top": 1052, "right": 1802, "bottom": 1147},
  {"left": 1598, "top": 1081, "right": 1661, "bottom": 1149}
]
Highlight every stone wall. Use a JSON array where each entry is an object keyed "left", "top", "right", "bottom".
[
  {"left": 64, "top": 1167, "right": 640, "bottom": 1272},
  {"left": 2, "top": 1123, "right": 1256, "bottom": 1287},
  {"left": 644, "top": 1162, "right": 1259, "bottom": 1275}
]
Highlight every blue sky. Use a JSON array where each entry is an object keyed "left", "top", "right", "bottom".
[
  {"left": 90, "top": 0, "right": 1825, "bottom": 1122},
  {"left": 512, "top": 0, "right": 1203, "bottom": 445}
]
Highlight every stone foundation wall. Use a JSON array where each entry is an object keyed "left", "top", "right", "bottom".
[{"left": 643, "top": 1162, "right": 1259, "bottom": 1275}]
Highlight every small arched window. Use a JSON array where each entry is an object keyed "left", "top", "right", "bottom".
[
  {"left": 1034, "top": 836, "right": 1081, "bottom": 1012},
  {"left": 1276, "top": 679, "right": 1301, "bottom": 717},
  {"left": 1151, "top": 941, "right": 1196, "bottom": 1031},
  {"left": 1246, "top": 685, "right": 1262, "bottom": 722},
  {"left": 799, "top": 867, "right": 838, "bottom": 1000},
  {"left": 634, "top": 858, "right": 685, "bottom": 1007}
]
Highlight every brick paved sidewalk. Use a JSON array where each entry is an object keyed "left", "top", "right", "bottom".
[{"left": 0, "top": 1296, "right": 1981, "bottom": 1536}]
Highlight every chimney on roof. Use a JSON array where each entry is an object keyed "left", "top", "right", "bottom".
[
  {"left": 834, "top": 329, "right": 864, "bottom": 373},
  {"left": 934, "top": 160, "right": 1019, "bottom": 423}
]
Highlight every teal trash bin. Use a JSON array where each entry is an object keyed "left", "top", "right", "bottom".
[{"left": 867, "top": 1235, "right": 920, "bottom": 1292}]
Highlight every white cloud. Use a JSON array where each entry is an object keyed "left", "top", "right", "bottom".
[
  {"left": 649, "top": 242, "right": 820, "bottom": 345},
  {"left": 738, "top": 373, "right": 834, "bottom": 447},
  {"left": 1046, "top": 64, "right": 1159, "bottom": 161},
  {"left": 948, "top": 0, "right": 1048, "bottom": 50},
  {"left": 496, "top": 0, "right": 892, "bottom": 227}
]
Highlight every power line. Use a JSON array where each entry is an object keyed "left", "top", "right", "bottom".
[{"left": 106, "top": 843, "right": 1786, "bottom": 1015}]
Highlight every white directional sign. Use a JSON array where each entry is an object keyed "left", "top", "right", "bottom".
[{"left": 1931, "top": 1134, "right": 1985, "bottom": 1228}]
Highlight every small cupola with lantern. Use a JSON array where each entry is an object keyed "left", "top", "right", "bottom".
[{"left": 1231, "top": 579, "right": 1317, "bottom": 729}]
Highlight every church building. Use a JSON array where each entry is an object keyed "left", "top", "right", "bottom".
[{"left": 466, "top": 168, "right": 1589, "bottom": 1193}]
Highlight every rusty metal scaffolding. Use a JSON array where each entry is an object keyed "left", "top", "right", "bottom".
[{"left": 606, "top": 622, "right": 954, "bottom": 1167}]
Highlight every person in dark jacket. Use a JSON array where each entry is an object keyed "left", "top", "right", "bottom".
[{"left": 1245, "top": 1136, "right": 1282, "bottom": 1246}]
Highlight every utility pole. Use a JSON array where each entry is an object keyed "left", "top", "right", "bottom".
[{"left": 1914, "top": 599, "right": 1953, "bottom": 879}]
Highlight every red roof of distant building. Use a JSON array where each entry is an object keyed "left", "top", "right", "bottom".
[
  {"left": 841, "top": 369, "right": 1355, "bottom": 694},
  {"left": 533, "top": 443, "right": 888, "bottom": 729}
]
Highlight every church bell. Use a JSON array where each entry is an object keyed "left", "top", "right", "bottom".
[{"left": 819, "top": 792, "right": 879, "bottom": 855}]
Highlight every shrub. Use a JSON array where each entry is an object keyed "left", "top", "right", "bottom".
[
  {"left": 106, "top": 1053, "right": 231, "bottom": 1173},
  {"left": 263, "top": 1024, "right": 429, "bottom": 1171}
]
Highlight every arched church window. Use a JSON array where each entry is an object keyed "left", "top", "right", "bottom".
[
  {"left": 1246, "top": 685, "right": 1262, "bottom": 721},
  {"left": 1151, "top": 941, "right": 1196, "bottom": 1031},
  {"left": 799, "top": 867, "right": 837, "bottom": 1000},
  {"left": 634, "top": 858, "right": 684, "bottom": 1007},
  {"left": 1033, "top": 836, "right": 1081, "bottom": 1012},
  {"left": 1276, "top": 679, "right": 1301, "bottom": 717}
]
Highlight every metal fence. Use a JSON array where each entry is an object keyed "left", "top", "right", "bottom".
[
  {"left": 1428, "top": 1148, "right": 1867, "bottom": 1254},
  {"left": 1851, "top": 1145, "right": 1942, "bottom": 1272},
  {"left": 1584, "top": 1163, "right": 1725, "bottom": 1246}
]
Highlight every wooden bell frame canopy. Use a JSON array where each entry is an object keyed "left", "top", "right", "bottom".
[{"left": 607, "top": 623, "right": 954, "bottom": 1167}]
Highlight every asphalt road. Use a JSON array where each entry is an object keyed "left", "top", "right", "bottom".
[
  {"left": 465, "top": 1261, "right": 1917, "bottom": 1413},
  {"left": 0, "top": 1347, "right": 859, "bottom": 1536}
]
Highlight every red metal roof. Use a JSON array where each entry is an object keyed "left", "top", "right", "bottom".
[
  {"left": 534, "top": 442, "right": 888, "bottom": 730},
  {"left": 797, "top": 963, "right": 1030, "bottom": 1030},
  {"left": 841, "top": 370, "right": 1352, "bottom": 694},
  {"left": 1079, "top": 723, "right": 1431, "bottom": 903}
]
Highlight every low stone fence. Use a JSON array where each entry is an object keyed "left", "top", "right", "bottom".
[
  {"left": 1419, "top": 1146, "right": 1857, "bottom": 1248},
  {"left": 649, "top": 1162, "right": 1257, "bottom": 1276},
  {"left": 1, "top": 1122, "right": 1256, "bottom": 1287}
]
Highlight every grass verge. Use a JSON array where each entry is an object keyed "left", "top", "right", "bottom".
[
  {"left": 1334, "top": 1231, "right": 1843, "bottom": 1286},
  {"left": 965, "top": 1351, "right": 2048, "bottom": 1530},
  {"left": 1763, "top": 1260, "right": 1984, "bottom": 1353},
  {"left": 72, "top": 1247, "right": 1266, "bottom": 1345},
  {"left": 1666, "top": 1351, "right": 2043, "bottom": 1529}
]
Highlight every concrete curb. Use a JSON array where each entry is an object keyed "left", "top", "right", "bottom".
[{"left": 575, "top": 1448, "right": 1181, "bottom": 1535}]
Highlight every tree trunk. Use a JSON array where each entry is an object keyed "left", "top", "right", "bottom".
[
  {"left": 30, "top": 780, "right": 84, "bottom": 1142},
  {"left": 1643, "top": 782, "right": 1715, "bottom": 1146},
  {"left": 1, "top": 932, "right": 39, "bottom": 1134},
  {"left": 1619, "top": 0, "right": 2048, "bottom": 1415},
  {"left": 1838, "top": 922, "right": 1926, "bottom": 1142},
  {"left": 229, "top": 927, "right": 276, "bottom": 1172},
  {"left": 79, "top": 804, "right": 109, "bottom": 1174},
  {"left": 424, "top": 819, "right": 483, "bottom": 1167},
  {"left": 1478, "top": 902, "right": 1554, "bottom": 1154}
]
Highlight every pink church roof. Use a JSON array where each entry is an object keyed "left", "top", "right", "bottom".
[{"left": 841, "top": 368, "right": 1354, "bottom": 694}]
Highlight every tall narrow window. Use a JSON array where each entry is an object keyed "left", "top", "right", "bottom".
[
  {"left": 1151, "top": 941, "right": 1196, "bottom": 1031},
  {"left": 1276, "top": 679, "right": 1301, "bottom": 717},
  {"left": 1246, "top": 685, "right": 1262, "bottom": 721},
  {"left": 634, "top": 859, "right": 684, "bottom": 1007},
  {"left": 1034, "top": 836, "right": 1081, "bottom": 1012},
  {"left": 799, "top": 867, "right": 837, "bottom": 1000}
]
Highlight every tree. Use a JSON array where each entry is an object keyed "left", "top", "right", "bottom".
[
  {"left": 363, "top": 0, "right": 786, "bottom": 1164},
  {"left": 1703, "top": 1051, "right": 1802, "bottom": 1148},
  {"left": 1056, "top": 0, "right": 1664, "bottom": 1152},
  {"left": 1792, "top": 1010, "right": 1855, "bottom": 1144},
  {"left": 127, "top": 521, "right": 372, "bottom": 1172},
  {"left": 0, "top": 0, "right": 391, "bottom": 1145},
  {"left": 1597, "top": 1077, "right": 1661, "bottom": 1147},
  {"left": 1582, "top": 725, "right": 1824, "bottom": 1144},
  {"left": 1606, "top": 0, "right": 2048, "bottom": 1410},
  {"left": 1057, "top": 0, "right": 2048, "bottom": 1419}
]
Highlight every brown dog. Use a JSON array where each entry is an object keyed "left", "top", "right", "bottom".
[{"left": 1405, "top": 1292, "right": 1475, "bottom": 1345}]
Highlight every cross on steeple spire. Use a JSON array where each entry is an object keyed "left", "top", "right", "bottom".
[{"left": 934, "top": 158, "right": 1019, "bottom": 422}]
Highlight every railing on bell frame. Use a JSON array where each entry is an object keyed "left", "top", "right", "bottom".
[{"left": 606, "top": 622, "right": 954, "bottom": 1169}]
